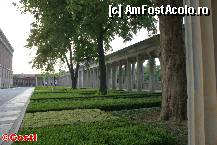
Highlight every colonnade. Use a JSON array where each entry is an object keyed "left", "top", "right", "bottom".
[
  {"left": 185, "top": 0, "right": 217, "bottom": 144},
  {"left": 0, "top": 64, "right": 13, "bottom": 88},
  {"left": 58, "top": 35, "right": 161, "bottom": 91},
  {"left": 77, "top": 56, "right": 161, "bottom": 91}
]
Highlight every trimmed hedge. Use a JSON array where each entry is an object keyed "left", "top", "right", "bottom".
[
  {"left": 15, "top": 121, "right": 175, "bottom": 145},
  {"left": 31, "top": 92, "right": 162, "bottom": 100},
  {"left": 27, "top": 98, "right": 161, "bottom": 113}
]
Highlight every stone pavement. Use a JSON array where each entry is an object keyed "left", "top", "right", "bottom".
[{"left": 0, "top": 87, "right": 34, "bottom": 145}]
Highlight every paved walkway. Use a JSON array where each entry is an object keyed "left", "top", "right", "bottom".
[{"left": 0, "top": 87, "right": 34, "bottom": 145}]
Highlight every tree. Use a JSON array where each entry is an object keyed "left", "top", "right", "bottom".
[
  {"left": 18, "top": 0, "right": 156, "bottom": 94},
  {"left": 67, "top": 0, "right": 156, "bottom": 94},
  {"left": 17, "top": 0, "right": 97, "bottom": 89},
  {"left": 156, "top": 0, "right": 187, "bottom": 121}
]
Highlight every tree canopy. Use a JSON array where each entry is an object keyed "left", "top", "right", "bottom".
[{"left": 17, "top": 0, "right": 157, "bottom": 93}]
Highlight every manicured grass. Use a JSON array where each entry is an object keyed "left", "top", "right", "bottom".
[
  {"left": 14, "top": 87, "right": 186, "bottom": 145},
  {"left": 30, "top": 92, "right": 161, "bottom": 100},
  {"left": 15, "top": 121, "right": 175, "bottom": 145},
  {"left": 21, "top": 109, "right": 118, "bottom": 128},
  {"left": 27, "top": 97, "right": 161, "bottom": 113}
]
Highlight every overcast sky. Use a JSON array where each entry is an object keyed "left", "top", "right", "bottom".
[{"left": 0, "top": 0, "right": 158, "bottom": 74}]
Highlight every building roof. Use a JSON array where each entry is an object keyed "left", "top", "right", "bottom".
[{"left": 0, "top": 28, "right": 14, "bottom": 54}]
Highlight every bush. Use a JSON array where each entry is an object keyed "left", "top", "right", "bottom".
[
  {"left": 15, "top": 121, "right": 175, "bottom": 145},
  {"left": 31, "top": 91, "right": 161, "bottom": 100},
  {"left": 27, "top": 98, "right": 161, "bottom": 113}
]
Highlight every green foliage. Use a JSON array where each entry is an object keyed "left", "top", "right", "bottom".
[
  {"left": 22, "top": 109, "right": 117, "bottom": 128},
  {"left": 143, "top": 59, "right": 161, "bottom": 81},
  {"left": 17, "top": 0, "right": 97, "bottom": 72},
  {"left": 31, "top": 91, "right": 161, "bottom": 100},
  {"left": 66, "top": 0, "right": 156, "bottom": 51},
  {"left": 16, "top": 121, "right": 175, "bottom": 145},
  {"left": 27, "top": 97, "right": 161, "bottom": 113},
  {"left": 112, "top": 108, "right": 161, "bottom": 122},
  {"left": 14, "top": 87, "right": 185, "bottom": 145}
]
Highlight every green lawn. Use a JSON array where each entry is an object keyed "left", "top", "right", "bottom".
[{"left": 14, "top": 87, "right": 187, "bottom": 145}]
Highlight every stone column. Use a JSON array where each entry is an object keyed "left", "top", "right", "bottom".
[
  {"left": 185, "top": 0, "right": 217, "bottom": 144},
  {"left": 106, "top": 64, "right": 111, "bottom": 89},
  {"left": 87, "top": 69, "right": 90, "bottom": 88},
  {"left": 124, "top": 64, "right": 127, "bottom": 89},
  {"left": 148, "top": 57, "right": 156, "bottom": 92},
  {"left": 81, "top": 69, "right": 84, "bottom": 88},
  {"left": 137, "top": 56, "right": 143, "bottom": 91},
  {"left": 93, "top": 68, "right": 96, "bottom": 88},
  {"left": 0, "top": 65, "right": 2, "bottom": 88},
  {"left": 126, "top": 59, "right": 132, "bottom": 91},
  {"left": 131, "top": 62, "right": 136, "bottom": 89},
  {"left": 112, "top": 64, "right": 117, "bottom": 90},
  {"left": 35, "top": 76, "right": 38, "bottom": 87},
  {"left": 91, "top": 68, "right": 94, "bottom": 88},
  {"left": 96, "top": 67, "right": 99, "bottom": 88},
  {"left": 118, "top": 62, "right": 123, "bottom": 90}
]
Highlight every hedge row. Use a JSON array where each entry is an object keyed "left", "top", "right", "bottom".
[
  {"left": 27, "top": 98, "right": 161, "bottom": 113},
  {"left": 15, "top": 121, "right": 175, "bottom": 145},
  {"left": 31, "top": 92, "right": 162, "bottom": 100}
]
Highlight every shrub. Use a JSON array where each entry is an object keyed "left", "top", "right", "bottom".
[{"left": 15, "top": 121, "right": 175, "bottom": 145}]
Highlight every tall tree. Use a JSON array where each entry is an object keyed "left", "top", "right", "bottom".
[
  {"left": 67, "top": 0, "right": 156, "bottom": 94},
  {"left": 156, "top": 0, "right": 187, "bottom": 121},
  {"left": 18, "top": 0, "right": 156, "bottom": 94},
  {"left": 17, "top": 0, "right": 96, "bottom": 89}
]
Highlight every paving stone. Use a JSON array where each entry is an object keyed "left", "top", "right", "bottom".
[
  {"left": 0, "top": 87, "right": 34, "bottom": 145},
  {"left": 0, "top": 111, "right": 20, "bottom": 118},
  {"left": 0, "top": 116, "right": 17, "bottom": 123},
  {"left": 0, "top": 123, "right": 13, "bottom": 134}
]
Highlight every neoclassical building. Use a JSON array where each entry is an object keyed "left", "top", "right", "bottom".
[
  {"left": 0, "top": 29, "right": 13, "bottom": 88},
  {"left": 13, "top": 74, "right": 55, "bottom": 87},
  {"left": 58, "top": 35, "right": 161, "bottom": 91},
  {"left": 185, "top": 0, "right": 217, "bottom": 144}
]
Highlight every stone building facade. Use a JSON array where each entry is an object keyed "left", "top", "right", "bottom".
[
  {"left": 13, "top": 74, "right": 56, "bottom": 87},
  {"left": 0, "top": 29, "right": 13, "bottom": 88}
]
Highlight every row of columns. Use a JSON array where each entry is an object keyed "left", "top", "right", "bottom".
[
  {"left": 13, "top": 78, "right": 36, "bottom": 87},
  {"left": 78, "top": 67, "right": 100, "bottom": 88},
  {"left": 77, "top": 56, "right": 159, "bottom": 91},
  {"left": 185, "top": 0, "right": 217, "bottom": 144},
  {"left": 0, "top": 64, "right": 13, "bottom": 88}
]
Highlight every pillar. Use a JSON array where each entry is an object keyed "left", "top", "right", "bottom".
[
  {"left": 185, "top": 0, "right": 217, "bottom": 144},
  {"left": 81, "top": 69, "right": 84, "bottom": 88},
  {"left": 96, "top": 67, "right": 99, "bottom": 88},
  {"left": 93, "top": 68, "right": 96, "bottom": 88},
  {"left": 131, "top": 62, "right": 136, "bottom": 89},
  {"left": 87, "top": 69, "right": 90, "bottom": 88},
  {"left": 90, "top": 69, "right": 94, "bottom": 88},
  {"left": 112, "top": 64, "right": 117, "bottom": 90},
  {"left": 148, "top": 57, "right": 156, "bottom": 92},
  {"left": 106, "top": 64, "right": 111, "bottom": 89},
  {"left": 123, "top": 64, "right": 127, "bottom": 89},
  {"left": 126, "top": 59, "right": 132, "bottom": 91},
  {"left": 118, "top": 62, "right": 123, "bottom": 90},
  {"left": 137, "top": 56, "right": 143, "bottom": 91},
  {"left": 35, "top": 76, "right": 38, "bottom": 87}
]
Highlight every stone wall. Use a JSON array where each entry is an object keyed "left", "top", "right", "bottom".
[{"left": 0, "top": 29, "right": 13, "bottom": 88}]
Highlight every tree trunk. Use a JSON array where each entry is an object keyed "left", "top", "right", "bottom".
[
  {"left": 74, "top": 63, "right": 80, "bottom": 88},
  {"left": 69, "top": 63, "right": 80, "bottom": 89},
  {"left": 97, "top": 32, "right": 107, "bottom": 95},
  {"left": 157, "top": 1, "right": 187, "bottom": 121},
  {"left": 70, "top": 68, "right": 76, "bottom": 89}
]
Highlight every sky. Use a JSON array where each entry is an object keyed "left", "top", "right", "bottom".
[{"left": 0, "top": 0, "right": 158, "bottom": 74}]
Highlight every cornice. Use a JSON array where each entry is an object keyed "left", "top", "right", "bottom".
[{"left": 0, "top": 28, "right": 14, "bottom": 54}]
